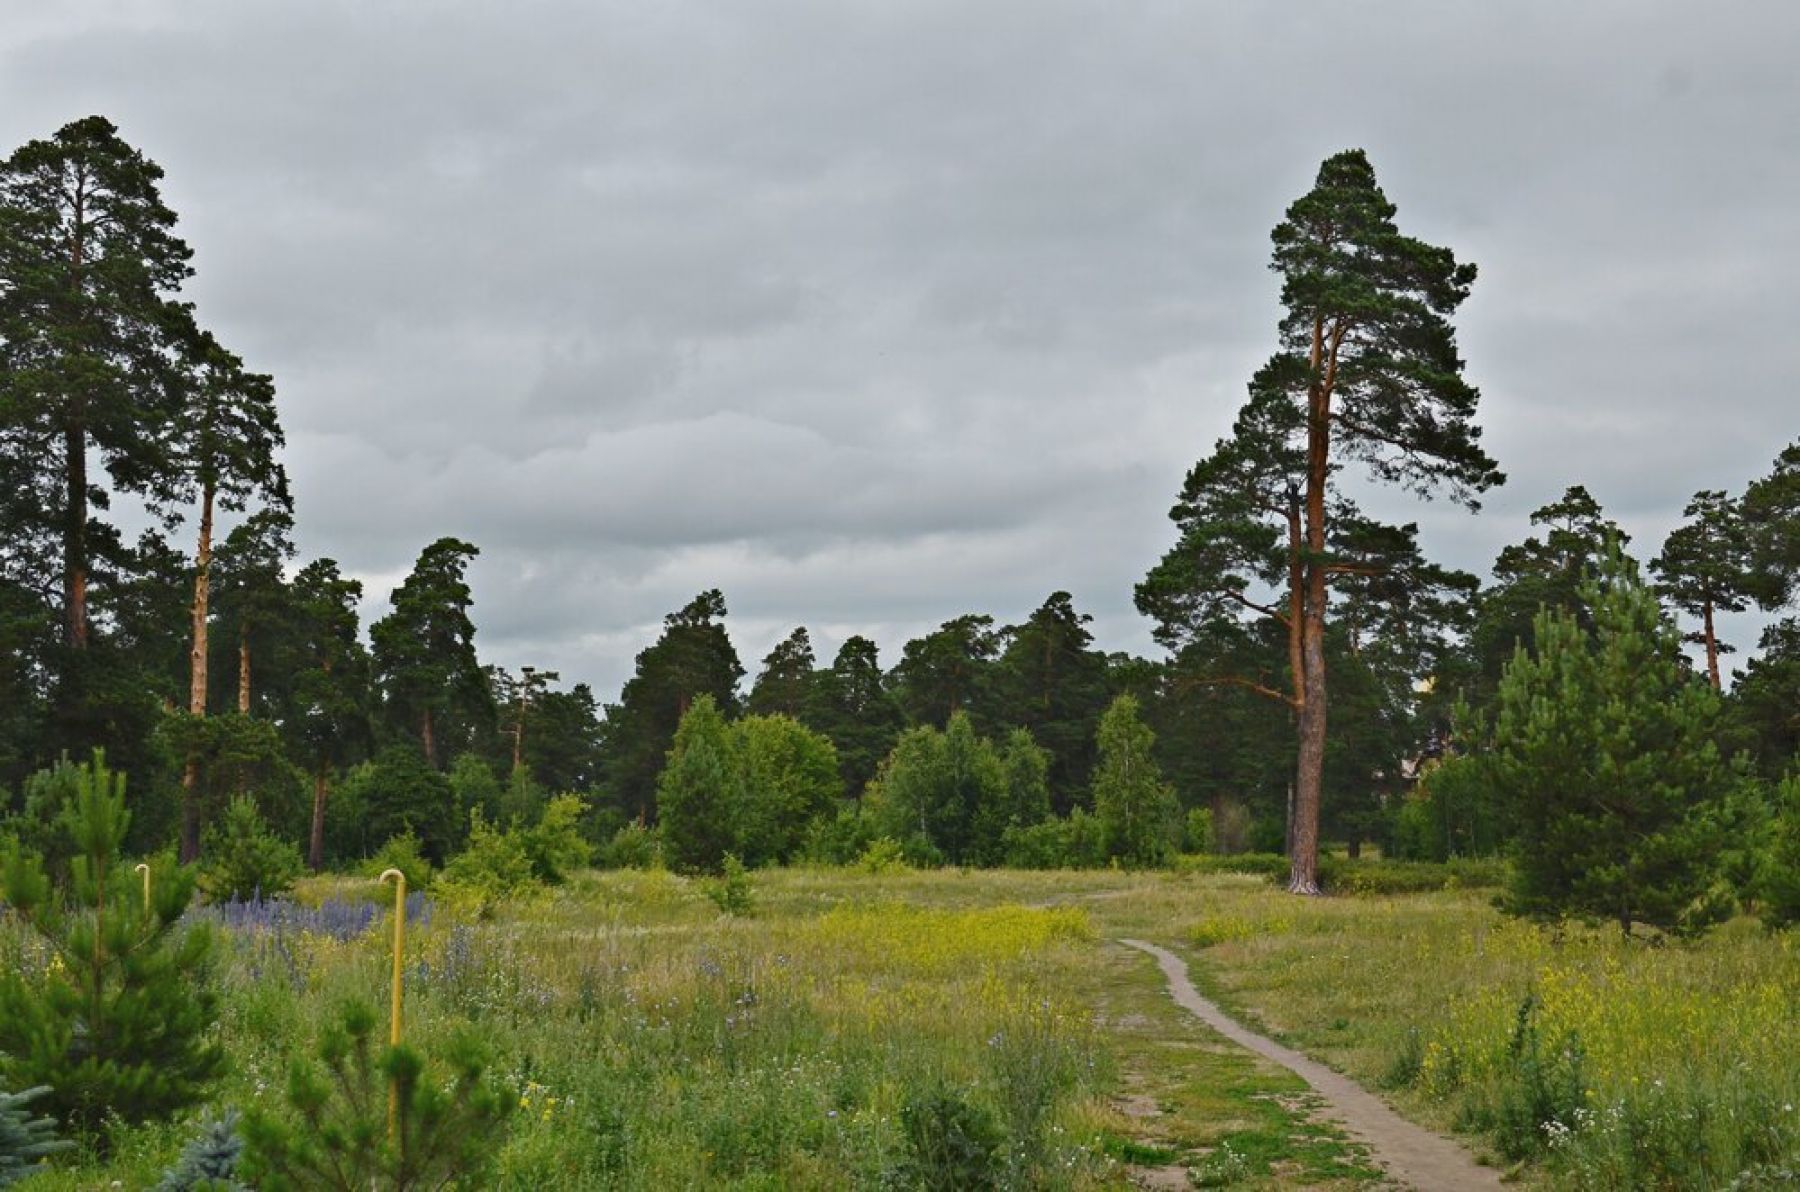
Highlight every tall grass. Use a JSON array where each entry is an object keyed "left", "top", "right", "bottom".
[{"left": 1115, "top": 879, "right": 1800, "bottom": 1190}]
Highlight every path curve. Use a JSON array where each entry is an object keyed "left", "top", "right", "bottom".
[{"left": 1117, "top": 939, "right": 1504, "bottom": 1191}]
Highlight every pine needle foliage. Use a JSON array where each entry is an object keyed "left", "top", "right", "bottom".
[
  {"left": 239, "top": 1000, "right": 517, "bottom": 1191},
  {"left": 1486, "top": 549, "right": 1736, "bottom": 935},
  {"left": 0, "top": 752, "right": 222, "bottom": 1136}
]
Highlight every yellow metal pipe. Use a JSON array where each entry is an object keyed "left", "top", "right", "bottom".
[{"left": 378, "top": 867, "right": 406, "bottom": 1141}]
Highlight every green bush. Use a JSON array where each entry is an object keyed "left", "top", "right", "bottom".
[
  {"left": 155, "top": 1109, "right": 246, "bottom": 1190},
  {"left": 799, "top": 806, "right": 878, "bottom": 866},
  {"left": 436, "top": 810, "right": 539, "bottom": 916},
  {"left": 897, "top": 1084, "right": 1004, "bottom": 1190},
  {"left": 599, "top": 821, "right": 661, "bottom": 870},
  {"left": 1760, "top": 776, "right": 1800, "bottom": 928},
  {"left": 239, "top": 1000, "right": 517, "bottom": 1191},
  {"left": 1000, "top": 809, "right": 1106, "bottom": 870},
  {"left": 1183, "top": 807, "right": 1216, "bottom": 854},
  {"left": 0, "top": 752, "right": 224, "bottom": 1136},
  {"left": 855, "top": 836, "right": 909, "bottom": 875},
  {"left": 361, "top": 831, "right": 435, "bottom": 892},
  {"left": 1318, "top": 855, "right": 1509, "bottom": 895},
  {"left": 521, "top": 793, "right": 593, "bottom": 883},
  {"left": 701, "top": 853, "right": 754, "bottom": 916},
  {"left": 201, "top": 795, "right": 303, "bottom": 902},
  {"left": 348, "top": 746, "right": 459, "bottom": 864},
  {"left": 0, "top": 1085, "right": 72, "bottom": 1187}
]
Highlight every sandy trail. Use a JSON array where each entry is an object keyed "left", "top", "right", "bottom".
[{"left": 1117, "top": 939, "right": 1505, "bottom": 1191}]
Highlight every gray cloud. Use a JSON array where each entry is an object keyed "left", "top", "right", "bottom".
[{"left": 3, "top": 0, "right": 1797, "bottom": 697}]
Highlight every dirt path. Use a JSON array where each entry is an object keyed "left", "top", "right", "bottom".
[{"left": 1117, "top": 939, "right": 1505, "bottom": 1191}]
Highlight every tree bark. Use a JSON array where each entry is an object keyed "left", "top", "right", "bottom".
[
  {"left": 1289, "top": 317, "right": 1333, "bottom": 896},
  {"left": 421, "top": 704, "right": 438, "bottom": 769},
  {"left": 237, "top": 625, "right": 251, "bottom": 713},
  {"left": 308, "top": 766, "right": 329, "bottom": 872},
  {"left": 179, "top": 482, "right": 216, "bottom": 864},
  {"left": 188, "top": 484, "right": 215, "bottom": 713},
  {"left": 1702, "top": 598, "right": 1721, "bottom": 692},
  {"left": 64, "top": 425, "right": 89, "bottom": 648},
  {"left": 179, "top": 756, "right": 202, "bottom": 863},
  {"left": 62, "top": 177, "right": 90, "bottom": 650}
]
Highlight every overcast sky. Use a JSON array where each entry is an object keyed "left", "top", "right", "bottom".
[{"left": 3, "top": 1, "right": 1796, "bottom": 699}]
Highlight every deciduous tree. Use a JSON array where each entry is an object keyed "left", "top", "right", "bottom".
[{"left": 1091, "top": 695, "right": 1178, "bottom": 868}]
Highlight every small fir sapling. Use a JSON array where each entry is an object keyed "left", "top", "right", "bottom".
[
  {"left": 0, "top": 1085, "right": 72, "bottom": 1186},
  {"left": 155, "top": 1109, "right": 247, "bottom": 1191}
]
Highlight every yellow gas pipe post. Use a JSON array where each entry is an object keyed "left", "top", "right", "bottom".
[
  {"left": 134, "top": 862, "right": 151, "bottom": 910},
  {"left": 379, "top": 867, "right": 407, "bottom": 1141}
]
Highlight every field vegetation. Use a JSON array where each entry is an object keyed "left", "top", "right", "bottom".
[{"left": 4, "top": 857, "right": 1796, "bottom": 1188}]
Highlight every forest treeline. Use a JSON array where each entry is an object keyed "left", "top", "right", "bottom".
[{"left": 3, "top": 119, "right": 1798, "bottom": 929}]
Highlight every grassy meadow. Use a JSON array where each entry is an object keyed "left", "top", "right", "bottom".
[{"left": 5, "top": 864, "right": 1797, "bottom": 1189}]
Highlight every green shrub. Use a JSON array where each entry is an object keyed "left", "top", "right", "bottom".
[
  {"left": 599, "top": 821, "right": 661, "bottom": 870},
  {"left": 1000, "top": 809, "right": 1106, "bottom": 870},
  {"left": 521, "top": 793, "right": 593, "bottom": 883},
  {"left": 1760, "top": 776, "right": 1800, "bottom": 928},
  {"left": 702, "top": 853, "right": 754, "bottom": 916},
  {"left": 1318, "top": 855, "right": 1509, "bottom": 895},
  {"left": 897, "top": 1084, "right": 1003, "bottom": 1190},
  {"left": 436, "top": 810, "right": 540, "bottom": 916},
  {"left": 0, "top": 752, "right": 224, "bottom": 1136},
  {"left": 155, "top": 1109, "right": 246, "bottom": 1191},
  {"left": 361, "top": 831, "right": 435, "bottom": 892},
  {"left": 201, "top": 795, "right": 303, "bottom": 902},
  {"left": 800, "top": 806, "right": 879, "bottom": 866},
  {"left": 855, "top": 836, "right": 909, "bottom": 875},
  {"left": 1385, "top": 794, "right": 1440, "bottom": 862},
  {"left": 0, "top": 1085, "right": 72, "bottom": 1187},
  {"left": 239, "top": 1000, "right": 517, "bottom": 1191},
  {"left": 1183, "top": 807, "right": 1216, "bottom": 854}
]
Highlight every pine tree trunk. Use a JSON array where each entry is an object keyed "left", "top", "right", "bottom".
[
  {"left": 179, "top": 482, "right": 216, "bottom": 865},
  {"left": 62, "top": 188, "right": 90, "bottom": 650},
  {"left": 309, "top": 766, "right": 329, "bottom": 871},
  {"left": 189, "top": 484, "right": 215, "bottom": 715},
  {"left": 421, "top": 705, "right": 437, "bottom": 769},
  {"left": 1703, "top": 598, "right": 1721, "bottom": 692},
  {"left": 64, "top": 424, "right": 89, "bottom": 648},
  {"left": 237, "top": 626, "right": 251, "bottom": 713},
  {"left": 1289, "top": 318, "right": 1333, "bottom": 897},
  {"left": 1291, "top": 586, "right": 1327, "bottom": 895},
  {"left": 180, "top": 755, "right": 202, "bottom": 863}
]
